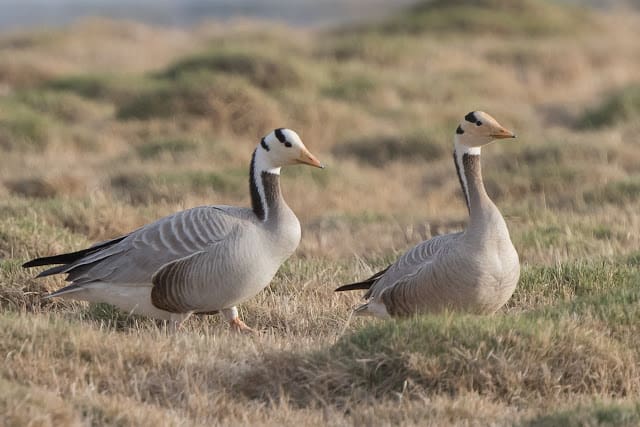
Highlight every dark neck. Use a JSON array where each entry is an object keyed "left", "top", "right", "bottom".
[
  {"left": 250, "top": 150, "right": 282, "bottom": 221},
  {"left": 453, "top": 150, "right": 490, "bottom": 217}
]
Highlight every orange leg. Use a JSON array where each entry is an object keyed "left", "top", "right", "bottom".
[{"left": 222, "top": 307, "right": 256, "bottom": 334}]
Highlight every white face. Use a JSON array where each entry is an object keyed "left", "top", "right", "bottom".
[
  {"left": 258, "top": 128, "right": 323, "bottom": 171},
  {"left": 454, "top": 111, "right": 516, "bottom": 148}
]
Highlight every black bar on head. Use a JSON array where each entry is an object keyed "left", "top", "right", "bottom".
[
  {"left": 274, "top": 128, "right": 287, "bottom": 143},
  {"left": 464, "top": 112, "right": 477, "bottom": 124}
]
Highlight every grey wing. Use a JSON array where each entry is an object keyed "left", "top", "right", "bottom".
[
  {"left": 66, "top": 205, "right": 253, "bottom": 285},
  {"left": 365, "top": 231, "right": 463, "bottom": 299},
  {"left": 373, "top": 259, "right": 440, "bottom": 316},
  {"left": 150, "top": 228, "right": 242, "bottom": 313}
]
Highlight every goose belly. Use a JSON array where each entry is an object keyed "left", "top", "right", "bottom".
[
  {"left": 59, "top": 283, "right": 189, "bottom": 322},
  {"left": 194, "top": 257, "right": 282, "bottom": 312},
  {"left": 461, "top": 248, "right": 520, "bottom": 313}
]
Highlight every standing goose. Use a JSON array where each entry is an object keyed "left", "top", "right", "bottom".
[
  {"left": 336, "top": 111, "right": 519, "bottom": 317},
  {"left": 24, "top": 128, "right": 323, "bottom": 332}
]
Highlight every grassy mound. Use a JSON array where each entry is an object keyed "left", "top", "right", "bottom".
[
  {"left": 0, "top": 378, "right": 82, "bottom": 426},
  {"left": 116, "top": 73, "right": 281, "bottom": 136},
  {"left": 0, "top": 103, "right": 54, "bottom": 151},
  {"left": 161, "top": 47, "right": 303, "bottom": 90},
  {"left": 525, "top": 402, "right": 640, "bottom": 427},
  {"left": 584, "top": 178, "right": 640, "bottom": 205},
  {"left": 135, "top": 137, "right": 200, "bottom": 160},
  {"left": 110, "top": 169, "right": 245, "bottom": 205},
  {"left": 239, "top": 259, "right": 640, "bottom": 407},
  {"left": 45, "top": 74, "right": 165, "bottom": 105},
  {"left": 360, "top": 0, "right": 591, "bottom": 36},
  {"left": 334, "top": 129, "right": 447, "bottom": 166},
  {"left": 579, "top": 84, "right": 640, "bottom": 129}
]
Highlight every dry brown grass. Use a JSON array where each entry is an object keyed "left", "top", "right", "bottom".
[{"left": 2, "top": 1, "right": 640, "bottom": 425}]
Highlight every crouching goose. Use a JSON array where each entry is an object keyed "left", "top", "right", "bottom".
[
  {"left": 24, "top": 128, "right": 323, "bottom": 332},
  {"left": 336, "top": 111, "right": 519, "bottom": 317}
]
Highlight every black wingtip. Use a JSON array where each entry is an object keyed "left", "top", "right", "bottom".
[
  {"left": 335, "top": 282, "right": 372, "bottom": 292},
  {"left": 335, "top": 266, "right": 391, "bottom": 292},
  {"left": 22, "top": 253, "right": 77, "bottom": 269},
  {"left": 22, "top": 235, "right": 128, "bottom": 270},
  {"left": 22, "top": 256, "right": 62, "bottom": 268}
]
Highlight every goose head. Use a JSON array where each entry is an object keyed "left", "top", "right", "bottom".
[
  {"left": 256, "top": 128, "right": 324, "bottom": 173},
  {"left": 454, "top": 111, "right": 516, "bottom": 150}
]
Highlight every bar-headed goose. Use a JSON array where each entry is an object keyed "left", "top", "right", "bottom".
[
  {"left": 336, "top": 111, "right": 520, "bottom": 317},
  {"left": 24, "top": 128, "right": 323, "bottom": 332}
]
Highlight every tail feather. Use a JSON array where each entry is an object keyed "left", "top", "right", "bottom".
[
  {"left": 23, "top": 249, "right": 92, "bottom": 268},
  {"left": 36, "top": 265, "right": 70, "bottom": 278},
  {"left": 354, "top": 301, "right": 390, "bottom": 318},
  {"left": 334, "top": 282, "right": 373, "bottom": 292},
  {"left": 22, "top": 235, "right": 127, "bottom": 269},
  {"left": 335, "top": 265, "right": 390, "bottom": 292},
  {"left": 44, "top": 283, "right": 83, "bottom": 299},
  {"left": 353, "top": 303, "right": 371, "bottom": 316}
]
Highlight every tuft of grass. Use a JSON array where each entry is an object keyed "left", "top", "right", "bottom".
[
  {"left": 0, "top": 62, "right": 56, "bottom": 89},
  {"left": 45, "top": 74, "right": 167, "bottom": 105},
  {"left": 239, "top": 258, "right": 640, "bottom": 407},
  {"left": 242, "top": 312, "right": 638, "bottom": 406},
  {"left": 359, "top": 0, "right": 591, "bottom": 36},
  {"left": 0, "top": 103, "right": 54, "bottom": 151},
  {"left": 135, "top": 137, "right": 200, "bottom": 160},
  {"left": 115, "top": 73, "right": 281, "bottom": 136},
  {"left": 584, "top": 178, "right": 640, "bottom": 205},
  {"left": 4, "top": 177, "right": 58, "bottom": 199},
  {"left": 579, "top": 84, "right": 640, "bottom": 129},
  {"left": 510, "top": 259, "right": 634, "bottom": 309},
  {"left": 161, "top": 47, "right": 303, "bottom": 90},
  {"left": 524, "top": 402, "right": 640, "bottom": 427},
  {"left": 483, "top": 140, "right": 610, "bottom": 206},
  {"left": 0, "top": 378, "right": 82, "bottom": 427},
  {"left": 110, "top": 169, "right": 244, "bottom": 204},
  {"left": 14, "top": 89, "right": 113, "bottom": 122},
  {"left": 334, "top": 129, "right": 447, "bottom": 166},
  {"left": 323, "top": 74, "right": 377, "bottom": 102}
]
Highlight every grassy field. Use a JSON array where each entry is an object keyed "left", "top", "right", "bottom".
[{"left": 2, "top": 0, "right": 640, "bottom": 425}]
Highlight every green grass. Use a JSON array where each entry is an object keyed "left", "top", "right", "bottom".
[
  {"left": 359, "top": 0, "right": 590, "bottom": 36},
  {"left": 14, "top": 89, "right": 113, "bottom": 122},
  {"left": 323, "top": 73, "right": 377, "bottom": 102},
  {"left": 110, "top": 169, "right": 245, "bottom": 204},
  {"left": 584, "top": 177, "right": 640, "bottom": 205},
  {"left": 0, "top": 102, "right": 54, "bottom": 151},
  {"left": 579, "top": 84, "right": 640, "bottom": 128},
  {"left": 135, "top": 137, "right": 200, "bottom": 160},
  {"left": 240, "top": 258, "right": 640, "bottom": 408},
  {"left": 333, "top": 129, "right": 447, "bottom": 166},
  {"left": 524, "top": 402, "right": 640, "bottom": 426},
  {"left": 115, "top": 73, "right": 280, "bottom": 136},
  {"left": 161, "top": 47, "right": 304, "bottom": 90},
  {"left": 46, "top": 73, "right": 166, "bottom": 103}
]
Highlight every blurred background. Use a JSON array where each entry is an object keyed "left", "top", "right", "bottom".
[
  {"left": 0, "top": 0, "right": 418, "bottom": 30},
  {"left": 1, "top": 0, "right": 639, "bottom": 265}
]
